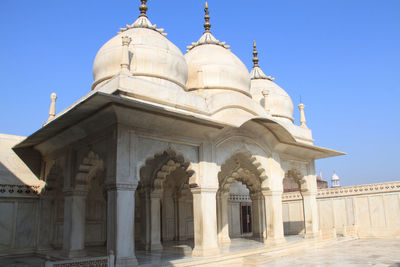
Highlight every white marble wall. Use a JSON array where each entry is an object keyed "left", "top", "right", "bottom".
[
  {"left": 0, "top": 198, "right": 38, "bottom": 255},
  {"left": 282, "top": 181, "right": 400, "bottom": 238},
  {"left": 282, "top": 200, "right": 304, "bottom": 235}
]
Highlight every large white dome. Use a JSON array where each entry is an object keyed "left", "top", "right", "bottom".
[{"left": 92, "top": 15, "right": 187, "bottom": 90}]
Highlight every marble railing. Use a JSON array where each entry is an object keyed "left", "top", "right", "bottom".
[
  {"left": 45, "top": 254, "right": 114, "bottom": 267},
  {"left": 229, "top": 194, "right": 251, "bottom": 202},
  {"left": 282, "top": 181, "right": 400, "bottom": 201},
  {"left": 0, "top": 184, "right": 41, "bottom": 197}
]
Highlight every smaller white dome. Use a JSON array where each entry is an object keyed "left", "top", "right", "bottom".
[
  {"left": 185, "top": 33, "right": 251, "bottom": 97},
  {"left": 332, "top": 173, "right": 340, "bottom": 181},
  {"left": 250, "top": 70, "right": 294, "bottom": 123},
  {"left": 249, "top": 42, "right": 294, "bottom": 123}
]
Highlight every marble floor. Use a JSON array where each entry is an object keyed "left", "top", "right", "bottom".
[
  {"left": 136, "top": 237, "right": 271, "bottom": 265},
  {"left": 0, "top": 237, "right": 399, "bottom": 266},
  {"left": 261, "top": 238, "right": 400, "bottom": 267}
]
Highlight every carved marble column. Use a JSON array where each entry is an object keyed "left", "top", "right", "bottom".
[
  {"left": 251, "top": 192, "right": 265, "bottom": 239},
  {"left": 191, "top": 187, "right": 220, "bottom": 256},
  {"left": 178, "top": 197, "right": 187, "bottom": 241},
  {"left": 217, "top": 192, "right": 231, "bottom": 243},
  {"left": 107, "top": 184, "right": 138, "bottom": 266},
  {"left": 150, "top": 191, "right": 163, "bottom": 250},
  {"left": 139, "top": 187, "right": 151, "bottom": 250},
  {"left": 63, "top": 189, "right": 88, "bottom": 257},
  {"left": 301, "top": 190, "right": 320, "bottom": 238},
  {"left": 262, "top": 190, "right": 286, "bottom": 245}
]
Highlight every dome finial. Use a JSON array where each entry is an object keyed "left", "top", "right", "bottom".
[
  {"left": 204, "top": 1, "right": 211, "bottom": 33},
  {"left": 253, "top": 40, "right": 259, "bottom": 67},
  {"left": 298, "top": 102, "right": 307, "bottom": 128},
  {"left": 46, "top": 93, "right": 57, "bottom": 124},
  {"left": 139, "top": 0, "right": 148, "bottom": 18}
]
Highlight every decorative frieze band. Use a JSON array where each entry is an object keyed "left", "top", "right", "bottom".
[
  {"left": 317, "top": 181, "right": 400, "bottom": 199},
  {"left": 0, "top": 184, "right": 41, "bottom": 197},
  {"left": 229, "top": 194, "right": 251, "bottom": 202},
  {"left": 46, "top": 255, "right": 112, "bottom": 267},
  {"left": 282, "top": 191, "right": 302, "bottom": 201},
  {"left": 105, "top": 183, "right": 138, "bottom": 191},
  {"left": 282, "top": 181, "right": 400, "bottom": 201}
]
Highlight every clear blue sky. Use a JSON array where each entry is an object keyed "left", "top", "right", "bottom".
[{"left": 0, "top": 0, "right": 399, "bottom": 186}]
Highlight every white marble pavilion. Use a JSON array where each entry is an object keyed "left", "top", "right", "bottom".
[{"left": 2, "top": 1, "right": 399, "bottom": 267}]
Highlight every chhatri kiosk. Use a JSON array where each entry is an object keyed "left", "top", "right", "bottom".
[{"left": 10, "top": 1, "right": 344, "bottom": 265}]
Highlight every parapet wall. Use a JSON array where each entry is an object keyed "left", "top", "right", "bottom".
[
  {"left": 0, "top": 194, "right": 40, "bottom": 255},
  {"left": 282, "top": 181, "right": 400, "bottom": 238}
]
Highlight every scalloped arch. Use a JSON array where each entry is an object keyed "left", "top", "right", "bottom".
[
  {"left": 218, "top": 150, "right": 268, "bottom": 194},
  {"left": 139, "top": 147, "right": 197, "bottom": 191},
  {"left": 286, "top": 168, "right": 307, "bottom": 191},
  {"left": 75, "top": 150, "right": 104, "bottom": 187}
]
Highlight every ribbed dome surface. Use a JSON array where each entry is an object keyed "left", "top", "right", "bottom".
[
  {"left": 93, "top": 19, "right": 187, "bottom": 90},
  {"left": 251, "top": 77, "right": 294, "bottom": 122},
  {"left": 185, "top": 31, "right": 251, "bottom": 96}
]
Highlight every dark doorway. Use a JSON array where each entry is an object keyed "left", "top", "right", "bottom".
[{"left": 241, "top": 203, "right": 252, "bottom": 234}]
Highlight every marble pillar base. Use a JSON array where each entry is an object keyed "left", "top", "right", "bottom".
[
  {"left": 218, "top": 237, "right": 231, "bottom": 244},
  {"left": 304, "top": 230, "right": 322, "bottom": 239},
  {"left": 192, "top": 246, "right": 220, "bottom": 257},
  {"left": 115, "top": 256, "right": 138, "bottom": 267},
  {"left": 150, "top": 243, "right": 163, "bottom": 251},
  {"left": 137, "top": 242, "right": 151, "bottom": 251},
  {"left": 264, "top": 237, "right": 286, "bottom": 246},
  {"left": 252, "top": 232, "right": 264, "bottom": 238},
  {"left": 63, "top": 249, "right": 86, "bottom": 258}
]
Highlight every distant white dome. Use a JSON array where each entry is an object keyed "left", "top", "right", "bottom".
[
  {"left": 92, "top": 16, "right": 188, "bottom": 90},
  {"left": 185, "top": 32, "right": 251, "bottom": 97},
  {"left": 331, "top": 172, "right": 340, "bottom": 188}
]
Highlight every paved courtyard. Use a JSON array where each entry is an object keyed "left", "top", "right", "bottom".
[
  {"left": 0, "top": 238, "right": 399, "bottom": 266},
  {"left": 262, "top": 238, "right": 400, "bottom": 267}
]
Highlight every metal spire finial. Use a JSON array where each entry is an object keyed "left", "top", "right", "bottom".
[
  {"left": 204, "top": 1, "right": 211, "bottom": 33},
  {"left": 253, "top": 40, "right": 259, "bottom": 67},
  {"left": 139, "top": 0, "right": 148, "bottom": 18}
]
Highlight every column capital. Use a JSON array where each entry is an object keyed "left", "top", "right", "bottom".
[
  {"left": 150, "top": 191, "right": 162, "bottom": 198},
  {"left": 63, "top": 188, "right": 88, "bottom": 196},
  {"left": 106, "top": 183, "right": 138, "bottom": 192},
  {"left": 301, "top": 190, "right": 318, "bottom": 197},
  {"left": 250, "top": 192, "right": 264, "bottom": 200},
  {"left": 261, "top": 190, "right": 283, "bottom": 197},
  {"left": 216, "top": 191, "right": 230, "bottom": 199},
  {"left": 190, "top": 187, "right": 218, "bottom": 194}
]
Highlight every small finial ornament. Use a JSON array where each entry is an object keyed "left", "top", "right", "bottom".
[
  {"left": 121, "top": 36, "right": 132, "bottom": 73},
  {"left": 204, "top": 1, "right": 211, "bottom": 33},
  {"left": 253, "top": 41, "right": 259, "bottom": 67},
  {"left": 262, "top": 89, "right": 270, "bottom": 113},
  {"left": 46, "top": 93, "right": 57, "bottom": 123},
  {"left": 298, "top": 102, "right": 307, "bottom": 128},
  {"left": 139, "top": 0, "right": 148, "bottom": 18}
]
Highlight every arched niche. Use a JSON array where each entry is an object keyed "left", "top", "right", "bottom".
[
  {"left": 135, "top": 148, "right": 196, "bottom": 251},
  {"left": 217, "top": 150, "right": 268, "bottom": 243}
]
